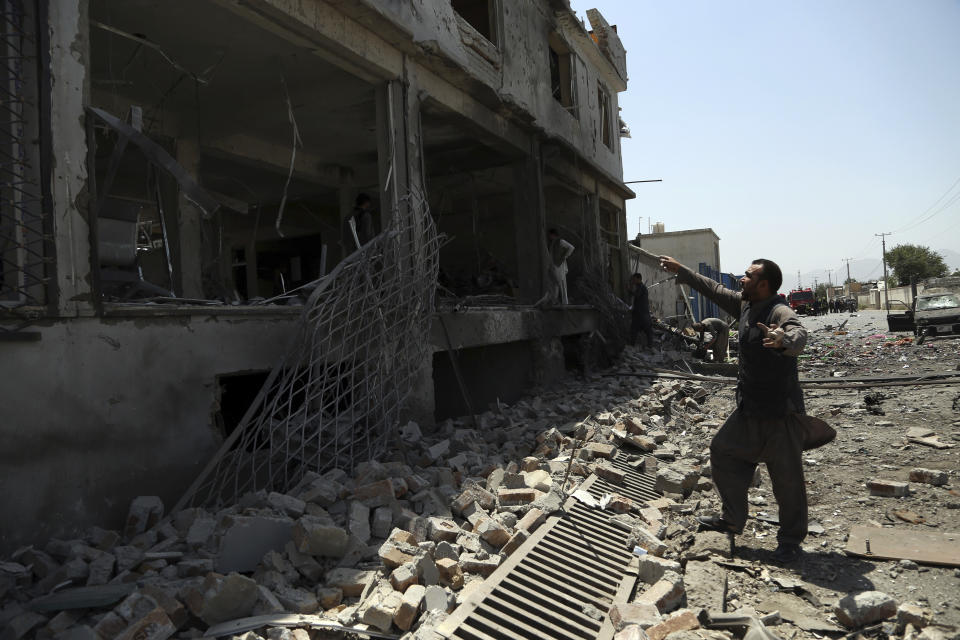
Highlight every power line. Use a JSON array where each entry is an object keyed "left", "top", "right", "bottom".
[{"left": 893, "top": 174, "right": 960, "bottom": 233}]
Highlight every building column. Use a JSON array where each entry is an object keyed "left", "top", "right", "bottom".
[
  {"left": 512, "top": 141, "right": 546, "bottom": 303},
  {"left": 176, "top": 138, "right": 204, "bottom": 299},
  {"left": 49, "top": 0, "right": 92, "bottom": 315}
]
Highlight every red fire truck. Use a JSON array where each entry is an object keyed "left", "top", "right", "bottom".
[{"left": 787, "top": 288, "right": 814, "bottom": 314}]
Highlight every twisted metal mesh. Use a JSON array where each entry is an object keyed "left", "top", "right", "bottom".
[
  {"left": 179, "top": 192, "right": 439, "bottom": 509},
  {"left": 0, "top": 0, "right": 48, "bottom": 310}
]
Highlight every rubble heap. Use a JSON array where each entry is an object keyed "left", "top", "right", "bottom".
[{"left": 2, "top": 310, "right": 959, "bottom": 640}]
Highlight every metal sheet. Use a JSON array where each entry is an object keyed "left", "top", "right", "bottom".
[{"left": 845, "top": 525, "right": 960, "bottom": 567}]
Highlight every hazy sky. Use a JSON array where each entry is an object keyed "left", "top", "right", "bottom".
[{"left": 569, "top": 0, "right": 960, "bottom": 285}]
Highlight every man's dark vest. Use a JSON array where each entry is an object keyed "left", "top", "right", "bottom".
[{"left": 736, "top": 296, "right": 804, "bottom": 416}]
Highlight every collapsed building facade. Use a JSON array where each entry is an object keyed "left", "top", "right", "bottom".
[{"left": 0, "top": 0, "right": 633, "bottom": 550}]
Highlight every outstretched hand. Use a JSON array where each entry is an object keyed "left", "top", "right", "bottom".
[
  {"left": 659, "top": 256, "right": 682, "bottom": 274},
  {"left": 757, "top": 322, "right": 785, "bottom": 349}
]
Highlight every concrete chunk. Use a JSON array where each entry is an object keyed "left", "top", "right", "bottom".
[
  {"left": 908, "top": 468, "right": 948, "bottom": 486},
  {"left": 473, "top": 517, "right": 511, "bottom": 547},
  {"left": 608, "top": 601, "right": 662, "bottom": 630},
  {"left": 394, "top": 584, "right": 426, "bottom": 631},
  {"left": 325, "top": 567, "right": 375, "bottom": 597},
  {"left": 371, "top": 506, "right": 394, "bottom": 539},
  {"left": 452, "top": 484, "right": 496, "bottom": 513},
  {"left": 316, "top": 587, "right": 343, "bottom": 610},
  {"left": 361, "top": 588, "right": 402, "bottom": 632},
  {"left": 646, "top": 608, "right": 700, "bottom": 640},
  {"left": 866, "top": 479, "right": 910, "bottom": 497},
  {"left": 427, "top": 517, "right": 460, "bottom": 543},
  {"left": 635, "top": 571, "right": 684, "bottom": 613},
  {"left": 834, "top": 591, "right": 897, "bottom": 629},
  {"left": 348, "top": 502, "right": 371, "bottom": 544},
  {"left": 124, "top": 496, "right": 164, "bottom": 539},
  {"left": 636, "top": 555, "right": 681, "bottom": 585},
  {"left": 460, "top": 553, "right": 500, "bottom": 577},
  {"left": 436, "top": 557, "right": 464, "bottom": 590},
  {"left": 185, "top": 572, "right": 259, "bottom": 626},
  {"left": 516, "top": 508, "right": 546, "bottom": 533},
  {"left": 389, "top": 561, "right": 419, "bottom": 592},
  {"left": 217, "top": 515, "right": 294, "bottom": 573},
  {"left": 293, "top": 516, "right": 349, "bottom": 557}
]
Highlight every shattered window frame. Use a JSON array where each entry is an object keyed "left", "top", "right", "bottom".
[
  {"left": 548, "top": 33, "right": 578, "bottom": 117},
  {"left": 598, "top": 81, "right": 613, "bottom": 149},
  {"left": 451, "top": 0, "right": 500, "bottom": 46}
]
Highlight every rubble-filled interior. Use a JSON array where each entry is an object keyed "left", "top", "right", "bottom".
[{"left": 89, "top": 0, "right": 380, "bottom": 302}]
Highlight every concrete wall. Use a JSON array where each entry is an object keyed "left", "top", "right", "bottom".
[
  {"left": 631, "top": 229, "right": 722, "bottom": 322},
  {"left": 328, "top": 0, "right": 627, "bottom": 180},
  {"left": 0, "top": 311, "right": 299, "bottom": 552}
]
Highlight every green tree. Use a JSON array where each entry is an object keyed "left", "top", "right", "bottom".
[
  {"left": 814, "top": 283, "right": 827, "bottom": 299},
  {"left": 844, "top": 277, "right": 858, "bottom": 284},
  {"left": 885, "top": 244, "right": 947, "bottom": 285}
]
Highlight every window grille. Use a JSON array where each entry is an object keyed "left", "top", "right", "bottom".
[{"left": 0, "top": 0, "right": 49, "bottom": 310}]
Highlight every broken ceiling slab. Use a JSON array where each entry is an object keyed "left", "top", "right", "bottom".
[
  {"left": 846, "top": 525, "right": 960, "bottom": 567},
  {"left": 756, "top": 592, "right": 842, "bottom": 634},
  {"left": 586, "top": 9, "right": 627, "bottom": 82}
]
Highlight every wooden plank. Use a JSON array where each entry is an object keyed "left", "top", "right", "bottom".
[{"left": 845, "top": 525, "right": 960, "bottom": 567}]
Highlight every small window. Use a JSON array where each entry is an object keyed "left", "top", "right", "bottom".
[
  {"left": 598, "top": 83, "right": 612, "bottom": 149},
  {"left": 452, "top": 0, "right": 496, "bottom": 43},
  {"left": 548, "top": 34, "right": 576, "bottom": 114}
]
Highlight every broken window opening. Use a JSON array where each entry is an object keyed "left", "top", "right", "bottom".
[
  {"left": 548, "top": 34, "right": 577, "bottom": 115},
  {"left": 451, "top": 0, "right": 498, "bottom": 45},
  {"left": 598, "top": 83, "right": 612, "bottom": 149}
]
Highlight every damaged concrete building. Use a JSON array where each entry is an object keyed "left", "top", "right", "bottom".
[{"left": 0, "top": 0, "right": 633, "bottom": 550}]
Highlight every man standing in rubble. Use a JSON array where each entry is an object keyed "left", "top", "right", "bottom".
[
  {"left": 692, "top": 317, "right": 730, "bottom": 362},
  {"left": 629, "top": 273, "right": 654, "bottom": 349},
  {"left": 547, "top": 228, "right": 575, "bottom": 305},
  {"left": 344, "top": 193, "right": 376, "bottom": 252},
  {"left": 660, "top": 255, "right": 808, "bottom": 563}
]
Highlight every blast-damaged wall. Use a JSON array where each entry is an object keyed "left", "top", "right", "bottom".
[{"left": 0, "top": 312, "right": 298, "bottom": 552}]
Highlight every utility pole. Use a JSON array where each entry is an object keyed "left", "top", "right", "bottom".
[
  {"left": 797, "top": 270, "right": 801, "bottom": 289},
  {"left": 876, "top": 232, "right": 892, "bottom": 311},
  {"left": 842, "top": 258, "right": 852, "bottom": 284},
  {"left": 825, "top": 269, "right": 833, "bottom": 303}
]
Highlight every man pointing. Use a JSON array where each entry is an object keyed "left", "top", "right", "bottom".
[{"left": 660, "top": 255, "right": 808, "bottom": 563}]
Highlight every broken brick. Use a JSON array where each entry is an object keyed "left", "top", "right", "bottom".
[
  {"left": 867, "top": 479, "right": 910, "bottom": 497},
  {"left": 497, "top": 487, "right": 537, "bottom": 506}
]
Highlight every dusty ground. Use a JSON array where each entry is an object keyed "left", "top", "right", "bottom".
[{"left": 677, "top": 309, "right": 960, "bottom": 634}]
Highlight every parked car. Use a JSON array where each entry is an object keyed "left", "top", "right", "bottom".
[{"left": 914, "top": 291, "right": 960, "bottom": 344}]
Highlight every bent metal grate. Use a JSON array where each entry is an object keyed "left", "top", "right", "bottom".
[{"left": 438, "top": 454, "right": 660, "bottom": 640}]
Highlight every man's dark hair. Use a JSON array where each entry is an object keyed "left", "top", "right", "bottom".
[
  {"left": 632, "top": 272, "right": 643, "bottom": 282},
  {"left": 355, "top": 193, "right": 372, "bottom": 207},
  {"left": 547, "top": 228, "right": 559, "bottom": 237},
  {"left": 751, "top": 258, "right": 783, "bottom": 292}
]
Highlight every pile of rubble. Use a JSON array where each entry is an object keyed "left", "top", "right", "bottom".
[{"left": 2, "top": 333, "right": 958, "bottom": 640}]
